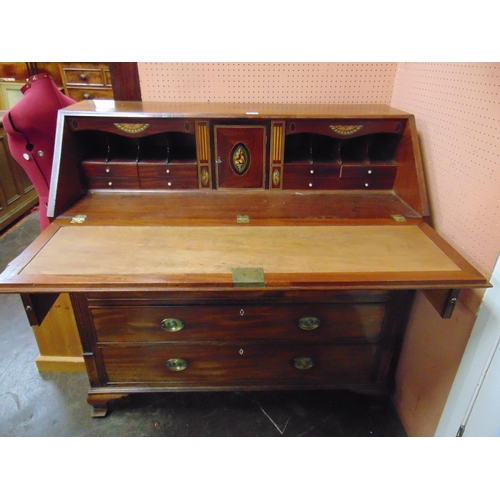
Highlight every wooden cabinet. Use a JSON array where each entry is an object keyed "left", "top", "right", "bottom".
[
  {"left": 0, "top": 101, "right": 489, "bottom": 417},
  {"left": 59, "top": 63, "right": 113, "bottom": 101},
  {"left": 0, "top": 117, "right": 38, "bottom": 231}
]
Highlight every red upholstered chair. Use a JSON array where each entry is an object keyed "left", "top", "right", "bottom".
[{"left": 3, "top": 73, "right": 75, "bottom": 230}]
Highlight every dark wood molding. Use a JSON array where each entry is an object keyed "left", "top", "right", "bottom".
[{"left": 108, "top": 63, "right": 142, "bottom": 101}]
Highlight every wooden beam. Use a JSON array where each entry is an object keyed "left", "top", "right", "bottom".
[{"left": 108, "top": 63, "right": 142, "bottom": 101}]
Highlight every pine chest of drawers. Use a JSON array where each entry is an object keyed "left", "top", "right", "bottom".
[{"left": 0, "top": 102, "right": 488, "bottom": 416}]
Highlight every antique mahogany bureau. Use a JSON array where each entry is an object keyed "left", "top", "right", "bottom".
[{"left": 0, "top": 101, "right": 488, "bottom": 417}]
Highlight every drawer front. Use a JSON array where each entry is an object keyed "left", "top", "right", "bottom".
[
  {"left": 90, "top": 303, "right": 387, "bottom": 343},
  {"left": 138, "top": 162, "right": 199, "bottom": 189},
  {"left": 85, "top": 177, "right": 140, "bottom": 189},
  {"left": 138, "top": 162, "right": 198, "bottom": 177},
  {"left": 63, "top": 68, "right": 105, "bottom": 86},
  {"left": 100, "top": 343, "right": 378, "bottom": 385},
  {"left": 340, "top": 165, "right": 397, "bottom": 179},
  {"left": 66, "top": 88, "right": 114, "bottom": 101},
  {"left": 81, "top": 161, "right": 138, "bottom": 178},
  {"left": 282, "top": 175, "right": 336, "bottom": 190},
  {"left": 338, "top": 177, "right": 395, "bottom": 190},
  {"left": 282, "top": 164, "right": 340, "bottom": 190},
  {"left": 140, "top": 177, "right": 199, "bottom": 189}
]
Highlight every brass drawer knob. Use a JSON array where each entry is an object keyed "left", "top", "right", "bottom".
[
  {"left": 160, "top": 318, "right": 185, "bottom": 332},
  {"left": 166, "top": 358, "right": 188, "bottom": 371},
  {"left": 298, "top": 316, "right": 321, "bottom": 330},
  {"left": 293, "top": 357, "right": 314, "bottom": 370}
]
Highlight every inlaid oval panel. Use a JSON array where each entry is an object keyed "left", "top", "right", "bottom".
[{"left": 231, "top": 143, "right": 250, "bottom": 175}]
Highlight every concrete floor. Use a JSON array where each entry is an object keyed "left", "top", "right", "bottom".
[{"left": 0, "top": 209, "right": 407, "bottom": 437}]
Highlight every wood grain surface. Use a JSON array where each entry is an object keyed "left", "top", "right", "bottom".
[{"left": 21, "top": 224, "right": 460, "bottom": 276}]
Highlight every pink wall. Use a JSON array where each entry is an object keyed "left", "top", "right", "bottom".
[
  {"left": 138, "top": 62, "right": 398, "bottom": 103},
  {"left": 137, "top": 62, "right": 500, "bottom": 436}
]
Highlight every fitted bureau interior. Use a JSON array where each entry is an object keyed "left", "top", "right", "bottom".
[
  {"left": 79, "top": 130, "right": 198, "bottom": 190},
  {"left": 282, "top": 131, "right": 400, "bottom": 190},
  {"left": 58, "top": 115, "right": 407, "bottom": 199},
  {"left": 77, "top": 129, "right": 402, "bottom": 191}
]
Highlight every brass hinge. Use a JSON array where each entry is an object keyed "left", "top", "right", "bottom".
[
  {"left": 237, "top": 215, "right": 250, "bottom": 224},
  {"left": 71, "top": 214, "right": 87, "bottom": 224},
  {"left": 232, "top": 267, "right": 265, "bottom": 288},
  {"left": 391, "top": 214, "right": 407, "bottom": 222}
]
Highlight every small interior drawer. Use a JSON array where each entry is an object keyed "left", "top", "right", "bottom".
[
  {"left": 338, "top": 177, "right": 395, "bottom": 190},
  {"left": 138, "top": 162, "right": 198, "bottom": 175},
  {"left": 81, "top": 161, "right": 138, "bottom": 178},
  {"left": 282, "top": 164, "right": 340, "bottom": 190},
  {"left": 85, "top": 177, "right": 140, "bottom": 189},
  {"left": 140, "top": 177, "right": 199, "bottom": 190},
  {"left": 340, "top": 165, "right": 397, "bottom": 179}
]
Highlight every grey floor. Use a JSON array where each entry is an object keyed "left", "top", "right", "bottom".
[{"left": 0, "top": 209, "right": 407, "bottom": 437}]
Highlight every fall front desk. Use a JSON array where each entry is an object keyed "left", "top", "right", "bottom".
[{"left": 0, "top": 101, "right": 488, "bottom": 417}]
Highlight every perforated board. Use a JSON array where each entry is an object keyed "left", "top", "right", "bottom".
[{"left": 138, "top": 62, "right": 397, "bottom": 104}]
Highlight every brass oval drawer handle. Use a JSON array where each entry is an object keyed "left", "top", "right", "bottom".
[
  {"left": 166, "top": 358, "right": 188, "bottom": 371},
  {"left": 293, "top": 357, "right": 314, "bottom": 370},
  {"left": 298, "top": 316, "right": 321, "bottom": 330},
  {"left": 160, "top": 318, "right": 185, "bottom": 332}
]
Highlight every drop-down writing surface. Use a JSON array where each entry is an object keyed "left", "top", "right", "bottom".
[{"left": 0, "top": 221, "right": 484, "bottom": 292}]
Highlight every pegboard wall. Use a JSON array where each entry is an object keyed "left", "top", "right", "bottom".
[
  {"left": 391, "top": 63, "right": 500, "bottom": 281},
  {"left": 138, "top": 62, "right": 397, "bottom": 104}
]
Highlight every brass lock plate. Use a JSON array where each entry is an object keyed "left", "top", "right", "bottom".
[{"left": 231, "top": 267, "right": 265, "bottom": 288}]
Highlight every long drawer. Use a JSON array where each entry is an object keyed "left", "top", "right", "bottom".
[
  {"left": 100, "top": 342, "right": 379, "bottom": 385},
  {"left": 90, "top": 303, "right": 388, "bottom": 343}
]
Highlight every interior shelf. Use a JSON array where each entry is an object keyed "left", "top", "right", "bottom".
[{"left": 284, "top": 132, "right": 402, "bottom": 166}]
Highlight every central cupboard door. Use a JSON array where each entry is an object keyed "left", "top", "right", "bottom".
[{"left": 214, "top": 125, "right": 267, "bottom": 189}]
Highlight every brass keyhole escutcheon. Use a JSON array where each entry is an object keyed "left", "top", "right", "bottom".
[
  {"left": 293, "top": 357, "right": 314, "bottom": 370},
  {"left": 160, "top": 318, "right": 185, "bottom": 332},
  {"left": 298, "top": 316, "right": 321, "bottom": 330},
  {"left": 166, "top": 358, "right": 188, "bottom": 371}
]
